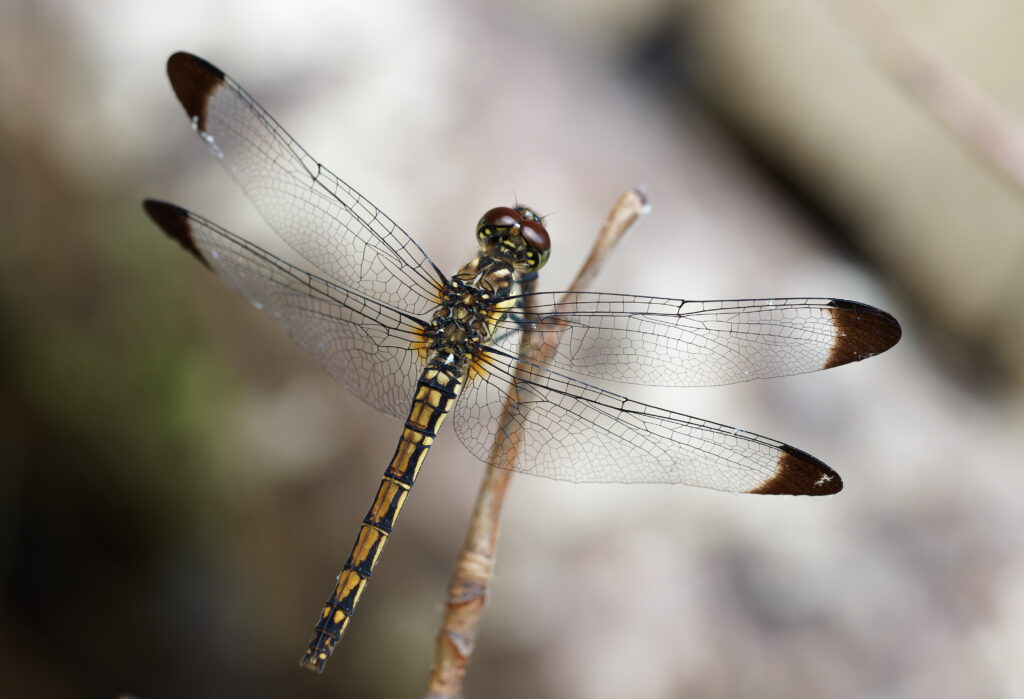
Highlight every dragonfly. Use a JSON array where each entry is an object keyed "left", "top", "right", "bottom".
[{"left": 143, "top": 52, "right": 901, "bottom": 673}]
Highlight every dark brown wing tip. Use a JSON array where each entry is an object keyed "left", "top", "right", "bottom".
[
  {"left": 749, "top": 446, "right": 843, "bottom": 496},
  {"left": 825, "top": 299, "right": 902, "bottom": 370},
  {"left": 166, "top": 52, "right": 225, "bottom": 131},
  {"left": 142, "top": 199, "right": 211, "bottom": 269}
]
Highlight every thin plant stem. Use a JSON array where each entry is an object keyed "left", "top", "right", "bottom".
[
  {"left": 424, "top": 189, "right": 649, "bottom": 698},
  {"left": 839, "top": 0, "right": 1024, "bottom": 195}
]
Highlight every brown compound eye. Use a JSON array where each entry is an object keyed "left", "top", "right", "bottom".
[
  {"left": 520, "top": 219, "right": 550, "bottom": 252},
  {"left": 480, "top": 206, "right": 521, "bottom": 229}
]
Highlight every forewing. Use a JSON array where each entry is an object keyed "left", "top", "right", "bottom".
[
  {"left": 144, "top": 200, "right": 427, "bottom": 420},
  {"left": 492, "top": 293, "right": 901, "bottom": 387},
  {"left": 452, "top": 348, "right": 841, "bottom": 494},
  {"left": 165, "top": 52, "right": 446, "bottom": 315}
]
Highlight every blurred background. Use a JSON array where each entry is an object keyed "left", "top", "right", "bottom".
[{"left": 2, "top": 1, "right": 1023, "bottom": 697}]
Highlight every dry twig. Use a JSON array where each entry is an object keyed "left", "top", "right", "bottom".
[
  {"left": 839, "top": 0, "right": 1024, "bottom": 194},
  {"left": 424, "top": 189, "right": 649, "bottom": 698}
]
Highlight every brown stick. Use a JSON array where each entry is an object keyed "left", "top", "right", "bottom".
[
  {"left": 423, "top": 189, "right": 649, "bottom": 698},
  {"left": 839, "top": 0, "right": 1024, "bottom": 193}
]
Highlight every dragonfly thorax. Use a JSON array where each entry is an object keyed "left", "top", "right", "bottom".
[{"left": 424, "top": 259, "right": 518, "bottom": 365}]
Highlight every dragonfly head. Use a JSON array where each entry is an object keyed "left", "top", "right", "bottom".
[{"left": 476, "top": 206, "right": 551, "bottom": 273}]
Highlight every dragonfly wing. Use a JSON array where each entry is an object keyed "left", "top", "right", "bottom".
[
  {"left": 493, "top": 292, "right": 900, "bottom": 387},
  {"left": 452, "top": 348, "right": 841, "bottom": 494},
  {"left": 165, "top": 52, "right": 446, "bottom": 315},
  {"left": 144, "top": 200, "right": 427, "bottom": 420}
]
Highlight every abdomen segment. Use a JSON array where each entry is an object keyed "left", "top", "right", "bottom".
[{"left": 300, "top": 360, "right": 462, "bottom": 672}]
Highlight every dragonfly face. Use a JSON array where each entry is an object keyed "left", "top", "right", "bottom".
[
  {"left": 476, "top": 205, "right": 551, "bottom": 273},
  {"left": 144, "top": 52, "right": 901, "bottom": 672}
]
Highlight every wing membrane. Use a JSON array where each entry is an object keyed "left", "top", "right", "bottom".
[
  {"left": 492, "top": 293, "right": 901, "bottom": 387},
  {"left": 144, "top": 200, "right": 427, "bottom": 420},
  {"left": 452, "top": 348, "right": 841, "bottom": 495},
  {"left": 165, "top": 52, "right": 446, "bottom": 315}
]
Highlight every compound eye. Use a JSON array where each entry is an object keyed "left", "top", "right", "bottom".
[
  {"left": 480, "top": 206, "right": 520, "bottom": 229},
  {"left": 520, "top": 219, "right": 550, "bottom": 252}
]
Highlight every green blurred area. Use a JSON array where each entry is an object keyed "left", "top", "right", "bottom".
[{"left": 0, "top": 135, "right": 428, "bottom": 697}]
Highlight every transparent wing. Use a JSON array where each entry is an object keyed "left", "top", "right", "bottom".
[
  {"left": 165, "top": 52, "right": 446, "bottom": 315},
  {"left": 452, "top": 348, "right": 841, "bottom": 495},
  {"left": 492, "top": 292, "right": 901, "bottom": 387},
  {"left": 144, "top": 200, "right": 428, "bottom": 420}
]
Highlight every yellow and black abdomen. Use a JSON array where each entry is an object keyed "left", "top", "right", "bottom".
[{"left": 300, "top": 358, "right": 463, "bottom": 671}]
